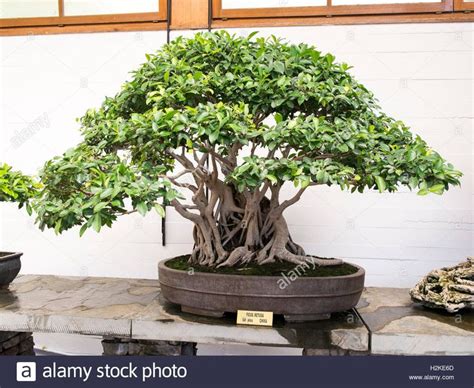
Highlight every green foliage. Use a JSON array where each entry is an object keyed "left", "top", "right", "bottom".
[
  {"left": 32, "top": 31, "right": 461, "bottom": 235},
  {"left": 229, "top": 113, "right": 461, "bottom": 193},
  {"left": 32, "top": 145, "right": 177, "bottom": 235},
  {"left": 0, "top": 163, "right": 39, "bottom": 211}
]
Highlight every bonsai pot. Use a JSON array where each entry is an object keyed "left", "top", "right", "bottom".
[
  {"left": 158, "top": 258, "right": 365, "bottom": 321},
  {"left": 0, "top": 252, "right": 22, "bottom": 289}
]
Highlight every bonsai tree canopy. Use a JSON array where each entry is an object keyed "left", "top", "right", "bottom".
[
  {"left": 0, "top": 163, "right": 38, "bottom": 210},
  {"left": 29, "top": 31, "right": 461, "bottom": 268}
]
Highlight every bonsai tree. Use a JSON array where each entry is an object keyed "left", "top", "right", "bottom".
[
  {"left": 0, "top": 163, "right": 38, "bottom": 210},
  {"left": 29, "top": 31, "right": 461, "bottom": 268}
]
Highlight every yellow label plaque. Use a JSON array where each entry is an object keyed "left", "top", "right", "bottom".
[{"left": 236, "top": 310, "right": 273, "bottom": 327}]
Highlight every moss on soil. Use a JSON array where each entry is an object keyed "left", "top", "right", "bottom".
[{"left": 165, "top": 255, "right": 359, "bottom": 277}]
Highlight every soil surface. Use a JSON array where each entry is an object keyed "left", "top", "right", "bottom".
[{"left": 165, "top": 255, "right": 359, "bottom": 277}]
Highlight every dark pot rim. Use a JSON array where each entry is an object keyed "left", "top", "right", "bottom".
[
  {"left": 159, "top": 257, "right": 365, "bottom": 281},
  {"left": 0, "top": 252, "right": 23, "bottom": 262}
]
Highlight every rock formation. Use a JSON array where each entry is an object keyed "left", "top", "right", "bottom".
[{"left": 410, "top": 257, "right": 474, "bottom": 313}]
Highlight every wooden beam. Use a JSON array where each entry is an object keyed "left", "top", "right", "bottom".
[
  {"left": 58, "top": 0, "right": 64, "bottom": 17},
  {"left": 0, "top": 22, "right": 167, "bottom": 37},
  {"left": 1, "top": 1, "right": 473, "bottom": 37},
  {"left": 213, "top": 0, "right": 453, "bottom": 19},
  {"left": 0, "top": 13, "right": 165, "bottom": 28},
  {"left": 454, "top": 0, "right": 474, "bottom": 11},
  {"left": 1, "top": 0, "right": 167, "bottom": 29},
  {"left": 171, "top": 0, "right": 209, "bottom": 29},
  {"left": 212, "top": 12, "right": 474, "bottom": 28}
]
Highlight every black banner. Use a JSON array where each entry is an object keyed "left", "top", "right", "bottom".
[{"left": 0, "top": 356, "right": 472, "bottom": 388}]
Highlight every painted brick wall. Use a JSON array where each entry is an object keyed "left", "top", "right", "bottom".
[{"left": 0, "top": 24, "right": 472, "bottom": 289}]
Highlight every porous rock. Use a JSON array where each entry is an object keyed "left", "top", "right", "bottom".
[{"left": 410, "top": 257, "right": 474, "bottom": 313}]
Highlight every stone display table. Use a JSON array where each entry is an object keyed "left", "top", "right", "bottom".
[
  {"left": 0, "top": 275, "right": 368, "bottom": 355},
  {"left": 0, "top": 275, "right": 471, "bottom": 355},
  {"left": 357, "top": 287, "right": 473, "bottom": 355}
]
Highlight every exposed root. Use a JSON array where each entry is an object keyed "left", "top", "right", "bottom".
[
  {"left": 208, "top": 215, "right": 343, "bottom": 268},
  {"left": 287, "top": 238, "right": 306, "bottom": 256},
  {"left": 275, "top": 250, "right": 343, "bottom": 267},
  {"left": 255, "top": 238, "right": 275, "bottom": 264},
  {"left": 217, "top": 247, "right": 251, "bottom": 268},
  {"left": 180, "top": 170, "right": 343, "bottom": 268}
]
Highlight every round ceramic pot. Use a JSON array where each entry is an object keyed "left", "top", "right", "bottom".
[
  {"left": 158, "top": 258, "right": 365, "bottom": 321},
  {"left": 0, "top": 252, "right": 22, "bottom": 289}
]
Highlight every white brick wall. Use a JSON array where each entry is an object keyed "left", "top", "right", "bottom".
[{"left": 0, "top": 24, "right": 472, "bottom": 289}]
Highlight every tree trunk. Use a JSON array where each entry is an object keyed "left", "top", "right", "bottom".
[
  {"left": 186, "top": 192, "right": 342, "bottom": 268},
  {"left": 168, "top": 151, "right": 342, "bottom": 268}
]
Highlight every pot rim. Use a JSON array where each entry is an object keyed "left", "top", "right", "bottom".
[
  {"left": 0, "top": 252, "right": 23, "bottom": 262},
  {"left": 159, "top": 256, "right": 365, "bottom": 281}
]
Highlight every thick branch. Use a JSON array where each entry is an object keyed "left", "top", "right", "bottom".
[{"left": 276, "top": 187, "right": 307, "bottom": 214}]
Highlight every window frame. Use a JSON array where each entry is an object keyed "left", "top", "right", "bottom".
[
  {"left": 0, "top": 0, "right": 168, "bottom": 28},
  {"left": 1, "top": 0, "right": 472, "bottom": 36},
  {"left": 213, "top": 0, "right": 453, "bottom": 19},
  {"left": 454, "top": 0, "right": 474, "bottom": 10}
]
